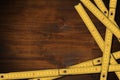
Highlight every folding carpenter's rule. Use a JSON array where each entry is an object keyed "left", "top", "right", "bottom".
[{"left": 0, "top": 0, "right": 120, "bottom": 80}]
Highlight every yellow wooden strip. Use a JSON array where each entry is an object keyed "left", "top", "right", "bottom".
[
  {"left": 94, "top": 0, "right": 108, "bottom": 16},
  {"left": 0, "top": 69, "right": 59, "bottom": 79},
  {"left": 100, "top": 29, "right": 112, "bottom": 80},
  {"left": 60, "top": 65, "right": 120, "bottom": 75}
]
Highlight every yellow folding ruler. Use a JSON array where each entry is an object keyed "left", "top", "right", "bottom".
[
  {"left": 0, "top": 0, "right": 120, "bottom": 80},
  {"left": 75, "top": 1, "right": 119, "bottom": 80},
  {"left": 1, "top": 65, "right": 120, "bottom": 79}
]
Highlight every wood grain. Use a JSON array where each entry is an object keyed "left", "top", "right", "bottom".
[{"left": 0, "top": 0, "right": 120, "bottom": 80}]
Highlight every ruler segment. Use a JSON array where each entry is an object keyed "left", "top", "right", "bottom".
[
  {"left": 109, "top": 0, "right": 118, "bottom": 23},
  {"left": 0, "top": 69, "right": 59, "bottom": 79},
  {"left": 100, "top": 30, "right": 112, "bottom": 80},
  {"left": 1, "top": 65, "right": 120, "bottom": 79},
  {"left": 94, "top": 0, "right": 108, "bottom": 16},
  {"left": 81, "top": 0, "right": 120, "bottom": 39},
  {"left": 60, "top": 65, "right": 120, "bottom": 75},
  {"left": 110, "top": 0, "right": 117, "bottom": 8}
]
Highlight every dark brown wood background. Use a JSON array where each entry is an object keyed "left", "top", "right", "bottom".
[{"left": 0, "top": 0, "right": 120, "bottom": 80}]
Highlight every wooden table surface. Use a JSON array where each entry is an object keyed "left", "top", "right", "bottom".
[{"left": 0, "top": 0, "right": 120, "bottom": 80}]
